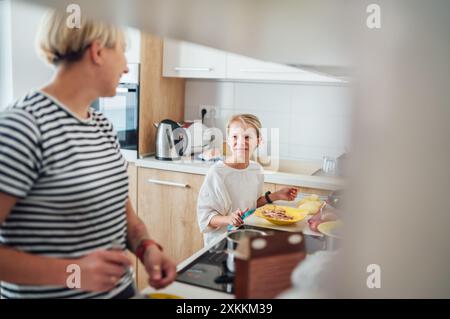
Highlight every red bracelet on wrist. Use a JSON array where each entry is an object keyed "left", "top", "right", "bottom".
[{"left": 136, "top": 239, "right": 163, "bottom": 263}]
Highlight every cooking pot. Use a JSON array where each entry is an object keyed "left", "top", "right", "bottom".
[
  {"left": 317, "top": 221, "right": 343, "bottom": 251},
  {"left": 226, "top": 229, "right": 267, "bottom": 273}
]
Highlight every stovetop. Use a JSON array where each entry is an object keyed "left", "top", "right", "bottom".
[{"left": 175, "top": 225, "right": 324, "bottom": 294}]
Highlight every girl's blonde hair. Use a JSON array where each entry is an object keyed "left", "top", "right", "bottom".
[
  {"left": 37, "top": 10, "right": 125, "bottom": 65},
  {"left": 226, "top": 114, "right": 262, "bottom": 139}
]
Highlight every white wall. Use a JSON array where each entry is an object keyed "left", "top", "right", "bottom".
[
  {"left": 0, "top": 0, "right": 13, "bottom": 109},
  {"left": 184, "top": 80, "right": 352, "bottom": 161},
  {"left": 10, "top": 1, "right": 54, "bottom": 99},
  {"left": 6, "top": 3, "right": 140, "bottom": 101}
]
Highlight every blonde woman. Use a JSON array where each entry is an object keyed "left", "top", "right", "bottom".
[
  {"left": 0, "top": 11, "right": 176, "bottom": 298},
  {"left": 197, "top": 114, "right": 298, "bottom": 246}
]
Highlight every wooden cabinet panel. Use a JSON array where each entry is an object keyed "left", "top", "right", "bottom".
[
  {"left": 136, "top": 168, "right": 205, "bottom": 290},
  {"left": 139, "top": 33, "right": 185, "bottom": 157}
]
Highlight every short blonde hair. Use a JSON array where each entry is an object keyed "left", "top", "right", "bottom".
[
  {"left": 37, "top": 10, "right": 125, "bottom": 65},
  {"left": 226, "top": 114, "right": 262, "bottom": 139}
]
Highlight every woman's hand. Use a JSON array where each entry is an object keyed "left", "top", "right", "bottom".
[
  {"left": 273, "top": 188, "right": 298, "bottom": 201},
  {"left": 143, "top": 246, "right": 177, "bottom": 290},
  {"left": 76, "top": 250, "right": 131, "bottom": 292}
]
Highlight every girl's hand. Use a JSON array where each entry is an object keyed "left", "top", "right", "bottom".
[
  {"left": 274, "top": 188, "right": 298, "bottom": 201},
  {"left": 227, "top": 209, "right": 247, "bottom": 227}
]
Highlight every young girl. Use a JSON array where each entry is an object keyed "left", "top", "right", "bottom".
[{"left": 197, "top": 114, "right": 298, "bottom": 246}]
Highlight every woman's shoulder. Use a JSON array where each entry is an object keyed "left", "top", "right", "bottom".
[
  {"left": 5, "top": 90, "right": 46, "bottom": 113},
  {"left": 91, "top": 108, "right": 114, "bottom": 127},
  {"left": 1, "top": 91, "right": 45, "bottom": 126},
  {"left": 90, "top": 107, "right": 107, "bottom": 121}
]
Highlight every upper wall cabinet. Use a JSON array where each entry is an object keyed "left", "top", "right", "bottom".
[
  {"left": 162, "top": 39, "right": 227, "bottom": 79},
  {"left": 226, "top": 53, "right": 343, "bottom": 83},
  {"left": 162, "top": 39, "right": 345, "bottom": 83}
]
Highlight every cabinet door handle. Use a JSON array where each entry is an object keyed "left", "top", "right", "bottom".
[
  {"left": 174, "top": 67, "right": 213, "bottom": 72},
  {"left": 147, "top": 179, "right": 190, "bottom": 188}
]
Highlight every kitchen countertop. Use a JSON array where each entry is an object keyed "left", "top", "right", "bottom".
[
  {"left": 139, "top": 281, "right": 234, "bottom": 299},
  {"left": 139, "top": 234, "right": 235, "bottom": 299},
  {"left": 134, "top": 156, "right": 345, "bottom": 191}
]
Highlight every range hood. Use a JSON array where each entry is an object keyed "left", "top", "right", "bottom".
[{"left": 288, "top": 64, "right": 352, "bottom": 83}]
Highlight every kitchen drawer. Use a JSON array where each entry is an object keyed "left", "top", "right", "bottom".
[{"left": 136, "top": 168, "right": 205, "bottom": 290}]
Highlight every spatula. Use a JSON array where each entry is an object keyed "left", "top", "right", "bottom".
[{"left": 227, "top": 208, "right": 257, "bottom": 231}]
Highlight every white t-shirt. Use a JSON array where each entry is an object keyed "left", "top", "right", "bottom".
[{"left": 197, "top": 161, "right": 264, "bottom": 246}]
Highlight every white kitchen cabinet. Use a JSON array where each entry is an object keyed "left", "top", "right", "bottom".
[
  {"left": 162, "top": 38, "right": 227, "bottom": 79},
  {"left": 162, "top": 39, "right": 344, "bottom": 83},
  {"left": 226, "top": 53, "right": 344, "bottom": 83}
]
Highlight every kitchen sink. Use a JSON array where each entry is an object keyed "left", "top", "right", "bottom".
[{"left": 260, "top": 158, "right": 322, "bottom": 176}]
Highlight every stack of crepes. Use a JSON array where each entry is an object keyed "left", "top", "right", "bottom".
[
  {"left": 297, "top": 194, "right": 324, "bottom": 215},
  {"left": 300, "top": 194, "right": 340, "bottom": 232}
]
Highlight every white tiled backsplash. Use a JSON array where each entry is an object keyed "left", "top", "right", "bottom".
[{"left": 184, "top": 80, "right": 352, "bottom": 161}]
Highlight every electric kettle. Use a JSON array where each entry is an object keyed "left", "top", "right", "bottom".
[{"left": 154, "top": 119, "right": 188, "bottom": 160}]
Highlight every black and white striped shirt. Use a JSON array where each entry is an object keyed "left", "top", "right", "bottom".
[{"left": 0, "top": 91, "right": 133, "bottom": 298}]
